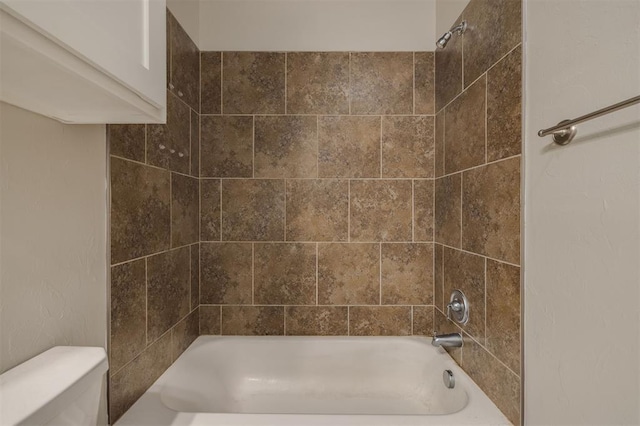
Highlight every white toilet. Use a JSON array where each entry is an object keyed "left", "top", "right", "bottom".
[{"left": 0, "top": 346, "right": 108, "bottom": 425}]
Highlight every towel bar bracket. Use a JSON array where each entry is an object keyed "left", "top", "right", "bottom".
[{"left": 546, "top": 120, "right": 578, "bottom": 145}]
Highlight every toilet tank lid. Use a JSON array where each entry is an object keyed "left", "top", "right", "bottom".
[{"left": 0, "top": 346, "right": 108, "bottom": 425}]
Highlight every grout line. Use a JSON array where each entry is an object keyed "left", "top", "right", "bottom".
[
  {"left": 199, "top": 303, "right": 437, "bottom": 308},
  {"left": 441, "top": 154, "right": 522, "bottom": 179},
  {"left": 109, "top": 154, "right": 193, "bottom": 179},
  {"left": 440, "top": 242, "right": 521, "bottom": 268},
  {"left": 110, "top": 243, "right": 193, "bottom": 267},
  {"left": 201, "top": 177, "right": 431, "bottom": 181},
  {"left": 199, "top": 240, "right": 434, "bottom": 244},
  {"left": 461, "top": 328, "right": 520, "bottom": 379},
  {"left": 198, "top": 113, "right": 436, "bottom": 118}
]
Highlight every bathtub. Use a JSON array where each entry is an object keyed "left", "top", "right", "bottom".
[{"left": 116, "top": 336, "right": 511, "bottom": 425}]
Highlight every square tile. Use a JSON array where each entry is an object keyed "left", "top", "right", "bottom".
[
  {"left": 200, "top": 115, "right": 253, "bottom": 178},
  {"left": 434, "top": 244, "right": 445, "bottom": 311},
  {"left": 190, "top": 244, "right": 199, "bottom": 310},
  {"left": 147, "top": 247, "right": 191, "bottom": 342},
  {"left": 487, "top": 45, "right": 522, "bottom": 161},
  {"left": 285, "top": 306, "right": 348, "bottom": 336},
  {"left": 443, "top": 247, "right": 485, "bottom": 343},
  {"left": 462, "top": 157, "right": 520, "bottom": 264},
  {"left": 350, "top": 180, "right": 412, "bottom": 242},
  {"left": 382, "top": 116, "right": 434, "bottom": 178},
  {"left": 414, "top": 179, "right": 434, "bottom": 241},
  {"left": 201, "top": 243, "right": 252, "bottom": 304},
  {"left": 444, "top": 75, "right": 486, "bottom": 174},
  {"left": 200, "top": 179, "right": 221, "bottom": 241},
  {"left": 169, "top": 13, "right": 199, "bottom": 111},
  {"left": 318, "top": 243, "right": 379, "bottom": 305},
  {"left": 190, "top": 110, "right": 200, "bottom": 177},
  {"left": 434, "top": 174, "right": 461, "bottom": 247},
  {"left": 147, "top": 93, "right": 191, "bottom": 174},
  {"left": 318, "top": 116, "right": 380, "bottom": 178},
  {"left": 435, "top": 27, "right": 463, "bottom": 111},
  {"left": 171, "top": 173, "right": 199, "bottom": 247},
  {"left": 201, "top": 51, "right": 222, "bottom": 114},
  {"left": 350, "top": 53, "right": 413, "bottom": 114},
  {"left": 286, "top": 180, "right": 348, "bottom": 241},
  {"left": 222, "top": 306, "right": 284, "bottom": 335},
  {"left": 199, "top": 305, "right": 221, "bottom": 335},
  {"left": 111, "top": 158, "right": 170, "bottom": 264},
  {"left": 349, "top": 306, "right": 411, "bottom": 336},
  {"left": 287, "top": 52, "right": 349, "bottom": 114},
  {"left": 171, "top": 308, "right": 198, "bottom": 361},
  {"left": 412, "top": 306, "right": 434, "bottom": 336},
  {"left": 486, "top": 259, "right": 521, "bottom": 374},
  {"left": 110, "top": 260, "right": 146, "bottom": 372},
  {"left": 221, "top": 179, "right": 285, "bottom": 241},
  {"left": 254, "top": 243, "right": 316, "bottom": 305},
  {"left": 254, "top": 116, "right": 317, "bottom": 178},
  {"left": 435, "top": 111, "right": 445, "bottom": 177},
  {"left": 222, "top": 52, "right": 285, "bottom": 114},
  {"left": 414, "top": 52, "right": 435, "bottom": 114},
  {"left": 381, "top": 243, "right": 433, "bottom": 305},
  {"left": 109, "top": 124, "right": 145, "bottom": 162}
]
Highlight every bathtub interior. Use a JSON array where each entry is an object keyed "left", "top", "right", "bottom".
[{"left": 159, "top": 337, "right": 468, "bottom": 416}]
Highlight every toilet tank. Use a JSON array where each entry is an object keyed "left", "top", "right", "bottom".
[{"left": 0, "top": 346, "right": 108, "bottom": 425}]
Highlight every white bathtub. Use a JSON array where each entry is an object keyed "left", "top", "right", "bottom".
[{"left": 116, "top": 336, "right": 511, "bottom": 425}]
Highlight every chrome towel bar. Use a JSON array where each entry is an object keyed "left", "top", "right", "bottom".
[{"left": 538, "top": 95, "right": 640, "bottom": 145}]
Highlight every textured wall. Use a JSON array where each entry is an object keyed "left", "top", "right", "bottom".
[
  {"left": 107, "top": 11, "right": 200, "bottom": 422},
  {"left": 433, "top": 0, "right": 522, "bottom": 424},
  {"left": 0, "top": 102, "right": 108, "bottom": 422},
  {"left": 525, "top": 1, "right": 640, "bottom": 424},
  {"left": 198, "top": 50, "right": 437, "bottom": 337}
]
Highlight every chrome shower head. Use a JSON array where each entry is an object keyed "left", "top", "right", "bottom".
[{"left": 436, "top": 20, "right": 467, "bottom": 49}]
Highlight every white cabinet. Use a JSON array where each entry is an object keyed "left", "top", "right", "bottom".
[{"left": 0, "top": 0, "right": 166, "bottom": 124}]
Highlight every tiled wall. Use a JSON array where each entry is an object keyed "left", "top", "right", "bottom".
[
  {"left": 433, "top": 0, "right": 522, "bottom": 424},
  {"left": 197, "top": 50, "right": 437, "bottom": 337},
  {"left": 107, "top": 12, "right": 200, "bottom": 422}
]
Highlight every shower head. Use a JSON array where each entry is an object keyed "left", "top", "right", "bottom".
[{"left": 436, "top": 20, "right": 467, "bottom": 49}]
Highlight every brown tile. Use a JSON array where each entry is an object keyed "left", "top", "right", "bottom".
[
  {"left": 415, "top": 52, "right": 435, "bottom": 114},
  {"left": 200, "top": 115, "right": 253, "bottom": 178},
  {"left": 190, "top": 110, "right": 200, "bottom": 177},
  {"left": 254, "top": 243, "right": 316, "bottom": 305},
  {"left": 434, "top": 244, "right": 445, "bottom": 311},
  {"left": 110, "top": 158, "right": 170, "bottom": 264},
  {"left": 412, "top": 306, "right": 434, "bottom": 336},
  {"left": 462, "top": 157, "right": 520, "bottom": 264},
  {"left": 434, "top": 174, "right": 461, "bottom": 247},
  {"left": 350, "top": 180, "right": 412, "bottom": 242},
  {"left": 318, "top": 116, "right": 380, "bottom": 178},
  {"left": 110, "top": 260, "right": 146, "bottom": 372},
  {"left": 147, "top": 247, "right": 191, "bottom": 342},
  {"left": 222, "top": 52, "right": 285, "bottom": 114},
  {"left": 381, "top": 243, "right": 433, "bottom": 305},
  {"left": 199, "top": 305, "right": 221, "bottom": 335},
  {"left": 318, "top": 243, "right": 379, "bottom": 305},
  {"left": 286, "top": 180, "right": 348, "bottom": 241},
  {"left": 463, "top": 337, "right": 521, "bottom": 425},
  {"left": 287, "top": 52, "right": 349, "bottom": 114},
  {"left": 463, "top": 0, "right": 522, "bottom": 87},
  {"left": 171, "top": 308, "right": 198, "bottom": 361},
  {"left": 221, "top": 179, "right": 285, "bottom": 241},
  {"left": 109, "top": 332, "right": 171, "bottom": 422},
  {"left": 350, "top": 53, "right": 413, "bottom": 114},
  {"left": 435, "top": 26, "right": 463, "bottom": 111},
  {"left": 254, "top": 116, "right": 317, "bottom": 178},
  {"left": 169, "top": 13, "right": 199, "bottom": 111},
  {"left": 444, "top": 75, "right": 486, "bottom": 174},
  {"left": 414, "top": 179, "right": 434, "bottom": 241},
  {"left": 222, "top": 306, "right": 284, "bottom": 335},
  {"left": 486, "top": 259, "right": 521, "bottom": 374},
  {"left": 165, "top": 11, "right": 172, "bottom": 89},
  {"left": 435, "top": 111, "right": 445, "bottom": 177},
  {"left": 147, "top": 93, "right": 191, "bottom": 174},
  {"left": 201, "top": 51, "right": 222, "bottom": 114},
  {"left": 171, "top": 173, "right": 199, "bottom": 247},
  {"left": 286, "top": 306, "right": 348, "bottom": 336},
  {"left": 433, "top": 308, "right": 462, "bottom": 364},
  {"left": 109, "top": 124, "right": 145, "bottom": 162},
  {"left": 487, "top": 45, "right": 522, "bottom": 161},
  {"left": 349, "top": 306, "right": 411, "bottom": 336},
  {"left": 200, "top": 179, "right": 221, "bottom": 241},
  {"left": 382, "top": 116, "right": 434, "bottom": 178},
  {"left": 443, "top": 247, "right": 485, "bottom": 343},
  {"left": 201, "top": 243, "right": 252, "bottom": 304},
  {"left": 190, "top": 244, "right": 199, "bottom": 310}
]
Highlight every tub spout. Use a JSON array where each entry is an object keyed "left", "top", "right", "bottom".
[{"left": 431, "top": 333, "right": 463, "bottom": 348}]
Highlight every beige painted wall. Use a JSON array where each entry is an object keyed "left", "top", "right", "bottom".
[
  {"left": 524, "top": 0, "right": 640, "bottom": 424},
  {"left": 435, "top": 0, "right": 469, "bottom": 37},
  {"left": 0, "top": 103, "right": 108, "bottom": 379},
  {"left": 196, "top": 0, "right": 436, "bottom": 51}
]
